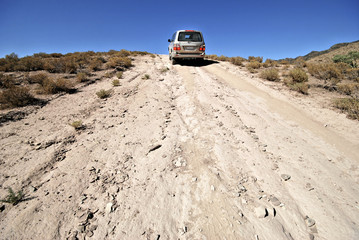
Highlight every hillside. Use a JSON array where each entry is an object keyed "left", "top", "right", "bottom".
[{"left": 280, "top": 40, "right": 359, "bottom": 63}]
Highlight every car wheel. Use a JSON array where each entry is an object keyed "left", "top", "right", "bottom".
[{"left": 171, "top": 58, "right": 176, "bottom": 65}]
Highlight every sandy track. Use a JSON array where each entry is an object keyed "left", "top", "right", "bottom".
[{"left": 0, "top": 55, "right": 358, "bottom": 240}]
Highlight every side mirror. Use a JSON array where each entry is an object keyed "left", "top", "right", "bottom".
[{"left": 168, "top": 39, "right": 171, "bottom": 42}]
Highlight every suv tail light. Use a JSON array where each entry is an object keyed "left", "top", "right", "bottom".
[
  {"left": 199, "top": 45, "right": 206, "bottom": 51},
  {"left": 173, "top": 44, "right": 181, "bottom": 51}
]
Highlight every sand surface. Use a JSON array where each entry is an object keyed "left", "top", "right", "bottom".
[{"left": 0, "top": 55, "right": 358, "bottom": 240}]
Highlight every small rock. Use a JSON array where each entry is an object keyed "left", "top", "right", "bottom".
[
  {"left": 105, "top": 202, "right": 113, "bottom": 213},
  {"left": 271, "top": 164, "right": 279, "bottom": 170},
  {"left": 0, "top": 205, "right": 5, "bottom": 212},
  {"left": 269, "top": 196, "right": 281, "bottom": 206},
  {"left": 268, "top": 208, "right": 276, "bottom": 217},
  {"left": 309, "top": 233, "right": 315, "bottom": 240},
  {"left": 87, "top": 231, "right": 94, "bottom": 237},
  {"left": 211, "top": 185, "right": 215, "bottom": 191},
  {"left": 254, "top": 206, "right": 268, "bottom": 218},
  {"left": 192, "top": 177, "right": 197, "bottom": 182},
  {"left": 305, "top": 217, "right": 316, "bottom": 227},
  {"left": 241, "top": 198, "right": 247, "bottom": 204},
  {"left": 281, "top": 174, "right": 291, "bottom": 181}
]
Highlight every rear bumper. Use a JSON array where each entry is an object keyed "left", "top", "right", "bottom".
[{"left": 173, "top": 52, "right": 205, "bottom": 59}]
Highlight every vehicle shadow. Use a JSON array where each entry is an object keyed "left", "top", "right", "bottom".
[{"left": 175, "top": 59, "right": 219, "bottom": 67}]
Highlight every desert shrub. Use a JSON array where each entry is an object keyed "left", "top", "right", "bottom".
[
  {"left": 70, "top": 120, "right": 83, "bottom": 130},
  {"left": 289, "top": 68, "right": 308, "bottom": 83},
  {"left": 333, "top": 51, "right": 359, "bottom": 68},
  {"left": 104, "top": 71, "right": 115, "bottom": 78},
  {"left": 0, "top": 74, "right": 16, "bottom": 88},
  {"left": 307, "top": 63, "right": 342, "bottom": 81},
  {"left": 88, "top": 58, "right": 103, "bottom": 71},
  {"left": 337, "top": 83, "right": 359, "bottom": 95},
  {"left": 294, "top": 58, "right": 306, "bottom": 68},
  {"left": 43, "top": 57, "right": 78, "bottom": 73},
  {"left": 230, "top": 57, "right": 245, "bottom": 66},
  {"left": 262, "top": 59, "right": 278, "bottom": 68},
  {"left": 248, "top": 56, "right": 263, "bottom": 63},
  {"left": 0, "top": 53, "right": 19, "bottom": 72},
  {"left": 288, "top": 82, "right": 309, "bottom": 95},
  {"left": 96, "top": 89, "right": 112, "bottom": 99},
  {"left": 77, "top": 72, "right": 88, "bottom": 82},
  {"left": 217, "top": 55, "right": 230, "bottom": 61},
  {"left": 260, "top": 68, "right": 280, "bottom": 81},
  {"left": 0, "top": 86, "right": 36, "bottom": 108},
  {"left": 246, "top": 61, "right": 261, "bottom": 71},
  {"left": 28, "top": 73, "right": 48, "bottom": 84},
  {"left": 333, "top": 98, "right": 359, "bottom": 120},
  {"left": 106, "top": 57, "right": 132, "bottom": 69},
  {"left": 112, "top": 79, "right": 120, "bottom": 86},
  {"left": 0, "top": 187, "right": 24, "bottom": 205},
  {"left": 142, "top": 74, "right": 150, "bottom": 80},
  {"left": 345, "top": 68, "right": 359, "bottom": 81},
  {"left": 14, "top": 56, "right": 45, "bottom": 71},
  {"left": 280, "top": 60, "right": 290, "bottom": 65},
  {"left": 38, "top": 77, "right": 74, "bottom": 94},
  {"left": 116, "top": 71, "right": 123, "bottom": 79}
]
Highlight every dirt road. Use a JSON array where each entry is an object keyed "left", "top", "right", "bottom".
[{"left": 0, "top": 55, "right": 358, "bottom": 240}]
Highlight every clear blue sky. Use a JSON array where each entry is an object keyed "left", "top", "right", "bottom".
[{"left": 0, "top": 0, "right": 358, "bottom": 60}]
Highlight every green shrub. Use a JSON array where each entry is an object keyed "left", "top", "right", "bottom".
[
  {"left": 112, "top": 79, "right": 120, "bottom": 86},
  {"left": 70, "top": 120, "right": 83, "bottom": 130},
  {"left": 260, "top": 68, "right": 280, "bottom": 81},
  {"left": 0, "top": 187, "right": 24, "bottom": 205},
  {"left": 333, "top": 51, "right": 359, "bottom": 68},
  {"left": 96, "top": 89, "right": 112, "bottom": 99},
  {"left": 333, "top": 98, "right": 359, "bottom": 120},
  {"left": 289, "top": 68, "right": 308, "bottom": 83},
  {"left": 0, "top": 86, "right": 36, "bottom": 108}
]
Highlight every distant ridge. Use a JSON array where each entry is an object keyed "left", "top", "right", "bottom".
[{"left": 280, "top": 40, "right": 359, "bottom": 63}]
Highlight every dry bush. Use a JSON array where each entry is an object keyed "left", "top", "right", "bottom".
[
  {"left": 280, "top": 60, "right": 290, "bottom": 65},
  {"left": 77, "top": 72, "right": 88, "bottom": 82},
  {"left": 14, "top": 56, "right": 44, "bottom": 71},
  {"left": 289, "top": 68, "right": 308, "bottom": 83},
  {"left": 260, "top": 68, "right": 280, "bottom": 81},
  {"left": 248, "top": 56, "right": 263, "bottom": 63},
  {"left": 307, "top": 63, "right": 342, "bottom": 81},
  {"left": 217, "top": 55, "right": 230, "bottom": 61},
  {"left": 28, "top": 73, "right": 48, "bottom": 84},
  {"left": 0, "top": 187, "right": 24, "bottom": 205},
  {"left": 106, "top": 57, "right": 132, "bottom": 69},
  {"left": 116, "top": 71, "right": 123, "bottom": 79},
  {"left": 334, "top": 98, "right": 359, "bottom": 120},
  {"left": 96, "top": 89, "right": 112, "bottom": 99},
  {"left": 246, "top": 61, "right": 261, "bottom": 71},
  {"left": 88, "top": 58, "right": 104, "bottom": 71},
  {"left": 142, "top": 74, "right": 150, "bottom": 80},
  {"left": 345, "top": 68, "right": 359, "bottom": 81},
  {"left": 38, "top": 77, "right": 74, "bottom": 94},
  {"left": 230, "top": 57, "right": 245, "bottom": 66},
  {"left": 0, "top": 73, "right": 15, "bottom": 88},
  {"left": 337, "top": 83, "right": 359, "bottom": 95},
  {"left": 262, "top": 59, "right": 278, "bottom": 68},
  {"left": 288, "top": 82, "right": 309, "bottom": 95},
  {"left": 0, "top": 86, "right": 36, "bottom": 108}
]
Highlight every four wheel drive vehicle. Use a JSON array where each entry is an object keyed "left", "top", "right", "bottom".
[{"left": 168, "top": 30, "right": 205, "bottom": 64}]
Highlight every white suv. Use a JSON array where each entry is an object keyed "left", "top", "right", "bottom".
[{"left": 168, "top": 30, "right": 205, "bottom": 64}]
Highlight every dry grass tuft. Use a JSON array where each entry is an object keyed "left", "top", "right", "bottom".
[{"left": 96, "top": 89, "right": 112, "bottom": 99}]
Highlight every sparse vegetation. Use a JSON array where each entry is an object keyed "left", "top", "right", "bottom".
[
  {"left": 76, "top": 72, "right": 88, "bottom": 82},
  {"left": 246, "top": 61, "right": 261, "bottom": 72},
  {"left": 70, "top": 120, "right": 83, "bottom": 130},
  {"left": 0, "top": 86, "right": 36, "bottom": 108},
  {"left": 96, "top": 89, "right": 112, "bottom": 99},
  {"left": 112, "top": 79, "right": 120, "bottom": 86},
  {"left": 285, "top": 68, "right": 309, "bottom": 94},
  {"left": 333, "top": 97, "right": 359, "bottom": 120},
  {"left": 307, "top": 63, "right": 342, "bottom": 81},
  {"left": 333, "top": 51, "right": 359, "bottom": 68},
  {"left": 160, "top": 67, "right": 169, "bottom": 73},
  {"left": 116, "top": 71, "right": 123, "bottom": 79},
  {"left": 260, "top": 68, "right": 280, "bottom": 81},
  {"left": 106, "top": 56, "right": 132, "bottom": 70},
  {"left": 142, "top": 74, "right": 150, "bottom": 80},
  {"left": 37, "top": 77, "right": 74, "bottom": 94},
  {"left": 0, "top": 187, "right": 24, "bottom": 205}
]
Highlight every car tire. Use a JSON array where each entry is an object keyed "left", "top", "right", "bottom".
[{"left": 171, "top": 58, "right": 177, "bottom": 65}]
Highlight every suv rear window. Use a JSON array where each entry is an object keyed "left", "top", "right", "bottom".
[{"left": 178, "top": 32, "right": 202, "bottom": 42}]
